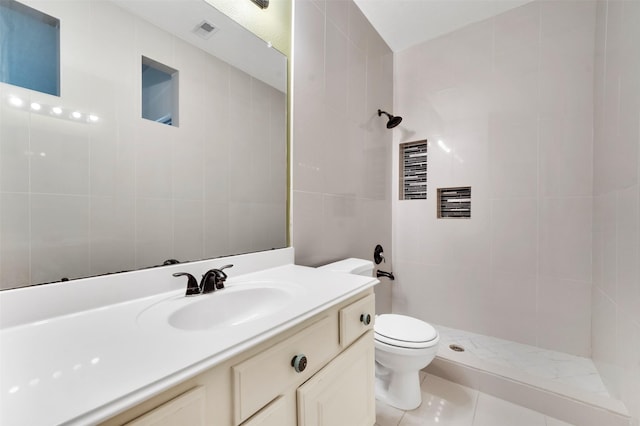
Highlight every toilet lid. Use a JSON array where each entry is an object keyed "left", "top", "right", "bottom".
[{"left": 374, "top": 314, "right": 438, "bottom": 348}]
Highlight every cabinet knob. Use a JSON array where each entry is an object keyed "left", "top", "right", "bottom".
[
  {"left": 291, "top": 354, "right": 307, "bottom": 373},
  {"left": 360, "top": 314, "right": 371, "bottom": 326}
]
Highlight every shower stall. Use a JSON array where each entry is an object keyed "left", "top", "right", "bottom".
[{"left": 391, "top": 1, "right": 639, "bottom": 424}]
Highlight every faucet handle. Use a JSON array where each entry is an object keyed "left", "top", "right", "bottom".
[
  {"left": 173, "top": 272, "right": 200, "bottom": 296},
  {"left": 212, "top": 264, "right": 234, "bottom": 290}
]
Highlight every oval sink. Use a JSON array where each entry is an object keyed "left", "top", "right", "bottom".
[{"left": 137, "top": 282, "right": 299, "bottom": 332}]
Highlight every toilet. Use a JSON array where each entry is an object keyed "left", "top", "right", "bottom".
[{"left": 319, "top": 258, "right": 440, "bottom": 410}]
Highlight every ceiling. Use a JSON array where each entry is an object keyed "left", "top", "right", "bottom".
[{"left": 353, "top": 0, "right": 534, "bottom": 52}]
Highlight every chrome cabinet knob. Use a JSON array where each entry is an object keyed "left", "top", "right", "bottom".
[
  {"left": 291, "top": 354, "right": 307, "bottom": 373},
  {"left": 360, "top": 314, "right": 371, "bottom": 325}
]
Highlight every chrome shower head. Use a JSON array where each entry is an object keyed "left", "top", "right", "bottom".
[{"left": 378, "top": 109, "right": 403, "bottom": 129}]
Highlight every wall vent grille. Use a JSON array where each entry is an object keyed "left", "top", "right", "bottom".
[
  {"left": 400, "top": 140, "right": 428, "bottom": 200},
  {"left": 438, "top": 187, "right": 471, "bottom": 218}
]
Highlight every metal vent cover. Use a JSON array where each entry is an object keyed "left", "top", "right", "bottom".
[
  {"left": 193, "top": 20, "right": 218, "bottom": 39},
  {"left": 438, "top": 186, "right": 471, "bottom": 218}
]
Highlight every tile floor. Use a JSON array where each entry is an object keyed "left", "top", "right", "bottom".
[
  {"left": 375, "top": 373, "right": 574, "bottom": 426},
  {"left": 437, "top": 325, "right": 609, "bottom": 397}
]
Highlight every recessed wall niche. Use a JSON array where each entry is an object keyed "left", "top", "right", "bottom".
[
  {"left": 141, "top": 56, "right": 179, "bottom": 126},
  {"left": 399, "top": 140, "right": 428, "bottom": 200},
  {"left": 0, "top": 0, "right": 60, "bottom": 96}
]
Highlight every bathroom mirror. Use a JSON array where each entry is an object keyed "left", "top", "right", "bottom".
[{"left": 0, "top": 0, "right": 288, "bottom": 290}]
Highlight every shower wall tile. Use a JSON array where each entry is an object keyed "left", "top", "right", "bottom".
[
  {"left": 592, "top": 0, "right": 640, "bottom": 417},
  {"left": 540, "top": 197, "right": 592, "bottom": 283},
  {"left": 490, "top": 198, "right": 538, "bottom": 276},
  {"left": 482, "top": 271, "right": 538, "bottom": 346},
  {"left": 325, "top": 22, "right": 348, "bottom": 115},
  {"left": 394, "top": 0, "right": 597, "bottom": 358},
  {"left": 537, "top": 277, "right": 591, "bottom": 355},
  {"left": 488, "top": 118, "right": 538, "bottom": 198},
  {"left": 539, "top": 114, "right": 593, "bottom": 197},
  {"left": 292, "top": 0, "right": 393, "bottom": 312}
]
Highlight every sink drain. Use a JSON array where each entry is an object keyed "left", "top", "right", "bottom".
[{"left": 449, "top": 344, "right": 465, "bottom": 352}]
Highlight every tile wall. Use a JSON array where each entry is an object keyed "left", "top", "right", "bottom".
[
  {"left": 291, "top": 0, "right": 394, "bottom": 313},
  {"left": 0, "top": 0, "right": 287, "bottom": 289},
  {"left": 392, "top": 1, "right": 596, "bottom": 357},
  {"left": 592, "top": 0, "right": 640, "bottom": 420}
]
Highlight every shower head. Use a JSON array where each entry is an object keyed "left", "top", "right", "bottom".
[{"left": 378, "top": 109, "right": 403, "bottom": 129}]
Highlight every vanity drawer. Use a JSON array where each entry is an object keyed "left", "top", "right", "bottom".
[
  {"left": 124, "top": 386, "right": 205, "bottom": 426},
  {"left": 232, "top": 315, "right": 339, "bottom": 425},
  {"left": 339, "top": 293, "right": 375, "bottom": 347}
]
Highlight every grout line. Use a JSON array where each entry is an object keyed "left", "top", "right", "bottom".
[{"left": 470, "top": 387, "right": 481, "bottom": 426}]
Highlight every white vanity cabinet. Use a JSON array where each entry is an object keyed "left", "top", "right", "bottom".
[{"left": 100, "top": 290, "right": 375, "bottom": 426}]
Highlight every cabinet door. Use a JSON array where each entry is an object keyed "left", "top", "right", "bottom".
[
  {"left": 297, "top": 331, "right": 375, "bottom": 426},
  {"left": 233, "top": 315, "right": 339, "bottom": 424},
  {"left": 240, "top": 394, "right": 296, "bottom": 426},
  {"left": 124, "top": 386, "right": 205, "bottom": 426}
]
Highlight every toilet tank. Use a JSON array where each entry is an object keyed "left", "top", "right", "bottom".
[{"left": 318, "top": 258, "right": 374, "bottom": 277}]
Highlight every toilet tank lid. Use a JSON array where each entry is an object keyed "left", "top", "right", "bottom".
[{"left": 318, "top": 258, "right": 373, "bottom": 275}]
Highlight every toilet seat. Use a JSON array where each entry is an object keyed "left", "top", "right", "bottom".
[{"left": 374, "top": 314, "right": 439, "bottom": 349}]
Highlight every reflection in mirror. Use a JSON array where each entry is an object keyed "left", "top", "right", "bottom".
[
  {"left": 141, "top": 56, "right": 179, "bottom": 126},
  {"left": 0, "top": 0, "right": 288, "bottom": 290}
]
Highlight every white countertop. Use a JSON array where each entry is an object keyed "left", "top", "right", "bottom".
[{"left": 0, "top": 250, "right": 377, "bottom": 426}]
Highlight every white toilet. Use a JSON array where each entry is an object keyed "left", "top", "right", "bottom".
[{"left": 319, "top": 258, "right": 440, "bottom": 410}]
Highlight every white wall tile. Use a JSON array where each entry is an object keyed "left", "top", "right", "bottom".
[
  {"left": 539, "top": 114, "right": 593, "bottom": 197},
  {"left": 294, "top": 0, "right": 325, "bottom": 100},
  {"left": 173, "top": 199, "right": 204, "bottom": 263},
  {"left": 0, "top": 193, "right": 30, "bottom": 289},
  {"left": 490, "top": 197, "right": 538, "bottom": 276},
  {"left": 90, "top": 196, "right": 135, "bottom": 276},
  {"left": 592, "top": 287, "right": 620, "bottom": 398},
  {"left": 537, "top": 277, "right": 591, "bottom": 356},
  {"left": 616, "top": 186, "right": 640, "bottom": 323},
  {"left": 488, "top": 118, "right": 538, "bottom": 199},
  {"left": 31, "top": 194, "right": 90, "bottom": 284},
  {"left": 203, "top": 200, "right": 229, "bottom": 259},
  {"left": 0, "top": 91, "right": 30, "bottom": 193},
  {"left": 292, "top": 0, "right": 393, "bottom": 271},
  {"left": 540, "top": 197, "right": 592, "bottom": 282},
  {"left": 325, "top": 21, "right": 348, "bottom": 115},
  {"left": 30, "top": 114, "right": 90, "bottom": 195},
  {"left": 135, "top": 197, "right": 173, "bottom": 268},
  {"left": 292, "top": 191, "right": 325, "bottom": 266},
  {"left": 393, "top": 0, "right": 599, "bottom": 359}
]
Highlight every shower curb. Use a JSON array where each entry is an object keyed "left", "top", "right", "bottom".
[{"left": 425, "top": 355, "right": 632, "bottom": 426}]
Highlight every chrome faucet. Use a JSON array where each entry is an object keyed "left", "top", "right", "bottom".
[{"left": 173, "top": 264, "right": 234, "bottom": 296}]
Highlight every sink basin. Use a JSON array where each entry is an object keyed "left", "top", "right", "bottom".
[{"left": 137, "top": 281, "right": 299, "bottom": 331}]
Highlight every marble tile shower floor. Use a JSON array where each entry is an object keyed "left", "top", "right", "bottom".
[
  {"left": 375, "top": 373, "right": 573, "bottom": 426},
  {"left": 436, "top": 325, "right": 609, "bottom": 397}
]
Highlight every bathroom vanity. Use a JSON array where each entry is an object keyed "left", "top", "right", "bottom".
[{"left": 0, "top": 248, "right": 378, "bottom": 425}]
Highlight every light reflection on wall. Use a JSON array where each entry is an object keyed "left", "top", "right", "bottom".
[{"left": 5, "top": 93, "right": 100, "bottom": 124}]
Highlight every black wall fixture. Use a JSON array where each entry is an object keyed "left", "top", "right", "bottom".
[
  {"left": 374, "top": 244, "right": 385, "bottom": 265},
  {"left": 377, "top": 109, "right": 403, "bottom": 129},
  {"left": 249, "top": 0, "right": 269, "bottom": 9}
]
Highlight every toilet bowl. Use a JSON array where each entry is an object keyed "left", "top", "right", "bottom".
[{"left": 318, "top": 258, "right": 440, "bottom": 410}]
